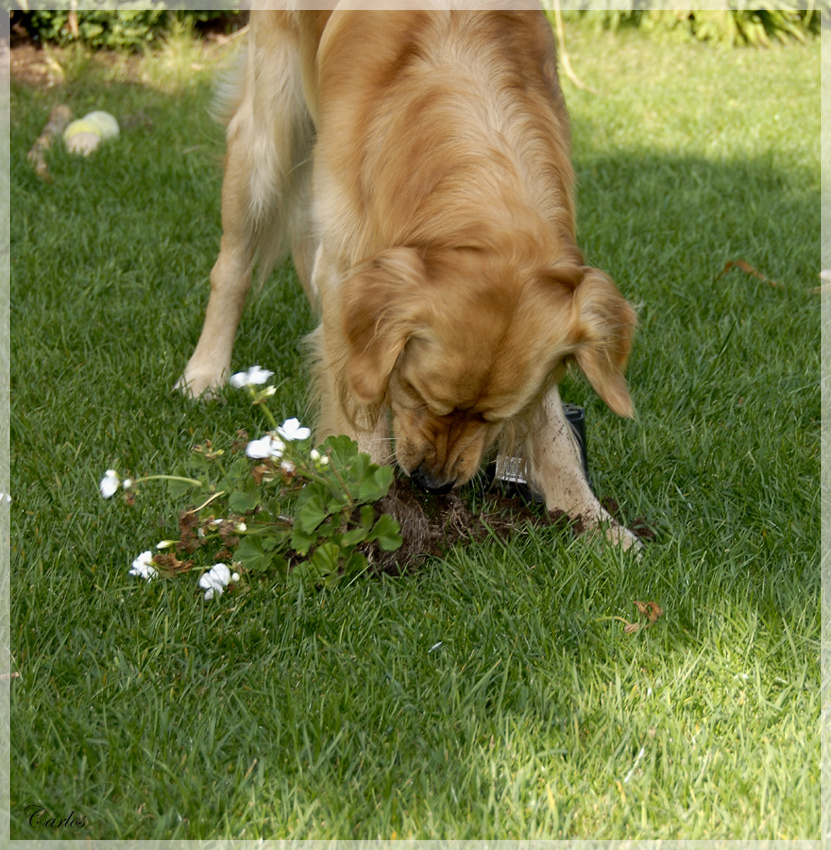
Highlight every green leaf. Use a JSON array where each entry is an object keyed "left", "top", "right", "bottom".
[
  {"left": 290, "top": 525, "right": 318, "bottom": 556},
  {"left": 321, "top": 434, "right": 361, "bottom": 468},
  {"left": 349, "top": 452, "right": 372, "bottom": 480},
  {"left": 360, "top": 504, "right": 376, "bottom": 530},
  {"left": 167, "top": 464, "right": 202, "bottom": 499},
  {"left": 370, "top": 514, "right": 403, "bottom": 552},
  {"left": 296, "top": 490, "right": 330, "bottom": 534},
  {"left": 235, "top": 537, "right": 274, "bottom": 573},
  {"left": 317, "top": 519, "right": 339, "bottom": 540},
  {"left": 327, "top": 494, "right": 348, "bottom": 515},
  {"left": 373, "top": 465, "right": 394, "bottom": 492},
  {"left": 226, "top": 455, "right": 251, "bottom": 484},
  {"left": 188, "top": 451, "right": 211, "bottom": 473},
  {"left": 308, "top": 541, "right": 342, "bottom": 578},
  {"left": 355, "top": 463, "right": 394, "bottom": 503},
  {"left": 288, "top": 561, "right": 307, "bottom": 583},
  {"left": 269, "top": 554, "right": 289, "bottom": 578},
  {"left": 340, "top": 526, "right": 369, "bottom": 548},
  {"left": 228, "top": 482, "right": 260, "bottom": 514},
  {"left": 342, "top": 549, "right": 367, "bottom": 578}
]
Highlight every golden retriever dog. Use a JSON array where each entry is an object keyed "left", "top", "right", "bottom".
[{"left": 178, "top": 3, "right": 640, "bottom": 548}]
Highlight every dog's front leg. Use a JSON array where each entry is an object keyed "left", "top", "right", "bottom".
[
  {"left": 176, "top": 149, "right": 253, "bottom": 398},
  {"left": 524, "top": 385, "right": 641, "bottom": 550}
]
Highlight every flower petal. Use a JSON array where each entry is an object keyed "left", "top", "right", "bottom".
[
  {"left": 230, "top": 365, "right": 274, "bottom": 388},
  {"left": 278, "top": 417, "right": 311, "bottom": 441},
  {"left": 245, "top": 436, "right": 274, "bottom": 459},
  {"left": 210, "top": 563, "right": 232, "bottom": 585},
  {"left": 100, "top": 470, "right": 120, "bottom": 498},
  {"left": 248, "top": 366, "right": 274, "bottom": 384},
  {"left": 128, "top": 550, "right": 157, "bottom": 581},
  {"left": 229, "top": 371, "right": 249, "bottom": 389}
]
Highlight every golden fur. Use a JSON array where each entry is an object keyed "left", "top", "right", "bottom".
[{"left": 178, "top": 4, "right": 640, "bottom": 547}]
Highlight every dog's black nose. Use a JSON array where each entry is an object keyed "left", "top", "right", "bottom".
[{"left": 411, "top": 464, "right": 456, "bottom": 496}]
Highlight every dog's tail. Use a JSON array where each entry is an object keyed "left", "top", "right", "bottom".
[
  {"left": 217, "top": 12, "right": 315, "bottom": 293},
  {"left": 210, "top": 46, "right": 249, "bottom": 129}
]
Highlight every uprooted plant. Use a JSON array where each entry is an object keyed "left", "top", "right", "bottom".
[{"left": 100, "top": 366, "right": 403, "bottom": 599}]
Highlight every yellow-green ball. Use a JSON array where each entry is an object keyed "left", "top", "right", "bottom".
[
  {"left": 83, "top": 111, "right": 119, "bottom": 140},
  {"left": 64, "top": 120, "right": 102, "bottom": 156},
  {"left": 64, "top": 119, "right": 101, "bottom": 141}
]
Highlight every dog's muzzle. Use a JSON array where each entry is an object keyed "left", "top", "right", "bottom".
[{"left": 410, "top": 464, "right": 456, "bottom": 496}]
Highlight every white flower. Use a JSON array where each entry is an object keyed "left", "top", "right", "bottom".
[
  {"left": 277, "top": 417, "right": 311, "bottom": 441},
  {"left": 230, "top": 365, "right": 274, "bottom": 388},
  {"left": 281, "top": 459, "right": 296, "bottom": 474},
  {"left": 122, "top": 478, "right": 133, "bottom": 491},
  {"left": 129, "top": 550, "right": 158, "bottom": 581},
  {"left": 156, "top": 540, "right": 176, "bottom": 549},
  {"left": 245, "top": 434, "right": 285, "bottom": 459},
  {"left": 235, "top": 522, "right": 247, "bottom": 532},
  {"left": 100, "top": 469, "right": 120, "bottom": 499},
  {"left": 199, "top": 562, "right": 237, "bottom": 600}
]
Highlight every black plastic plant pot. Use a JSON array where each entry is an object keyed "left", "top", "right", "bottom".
[{"left": 562, "top": 403, "right": 589, "bottom": 481}]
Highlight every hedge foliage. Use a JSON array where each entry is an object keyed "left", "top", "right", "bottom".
[
  {"left": 17, "top": 6, "right": 243, "bottom": 51},
  {"left": 557, "top": 4, "right": 823, "bottom": 47},
  {"left": 17, "top": 4, "right": 823, "bottom": 51}
]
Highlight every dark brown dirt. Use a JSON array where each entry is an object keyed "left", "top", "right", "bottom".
[{"left": 364, "top": 477, "right": 654, "bottom": 574}]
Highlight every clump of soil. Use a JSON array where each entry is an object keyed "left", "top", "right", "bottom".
[{"left": 364, "top": 477, "right": 655, "bottom": 574}]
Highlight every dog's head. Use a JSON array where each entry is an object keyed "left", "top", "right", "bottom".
[{"left": 341, "top": 246, "right": 636, "bottom": 494}]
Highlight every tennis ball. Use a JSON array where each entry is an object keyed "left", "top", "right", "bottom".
[
  {"left": 83, "top": 110, "right": 120, "bottom": 140},
  {"left": 64, "top": 119, "right": 102, "bottom": 156}
]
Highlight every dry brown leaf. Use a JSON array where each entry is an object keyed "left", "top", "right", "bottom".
[
  {"left": 719, "top": 259, "right": 780, "bottom": 289},
  {"left": 153, "top": 553, "right": 193, "bottom": 575},
  {"left": 633, "top": 600, "right": 664, "bottom": 627}
]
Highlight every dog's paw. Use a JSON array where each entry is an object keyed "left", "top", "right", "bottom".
[
  {"left": 174, "top": 367, "right": 226, "bottom": 400},
  {"left": 582, "top": 501, "right": 644, "bottom": 554},
  {"left": 550, "top": 499, "right": 644, "bottom": 553},
  {"left": 599, "top": 518, "right": 644, "bottom": 554}
]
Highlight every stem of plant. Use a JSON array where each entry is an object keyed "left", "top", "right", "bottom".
[
  {"left": 183, "top": 490, "right": 227, "bottom": 515},
  {"left": 253, "top": 392, "right": 278, "bottom": 430},
  {"left": 133, "top": 474, "right": 204, "bottom": 489},
  {"left": 325, "top": 453, "right": 356, "bottom": 506}
]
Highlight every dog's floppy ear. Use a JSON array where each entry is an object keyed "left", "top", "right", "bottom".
[
  {"left": 570, "top": 267, "right": 637, "bottom": 418},
  {"left": 341, "top": 247, "right": 428, "bottom": 404}
]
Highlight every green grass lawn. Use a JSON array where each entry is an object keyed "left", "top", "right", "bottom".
[{"left": 8, "top": 21, "right": 820, "bottom": 840}]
